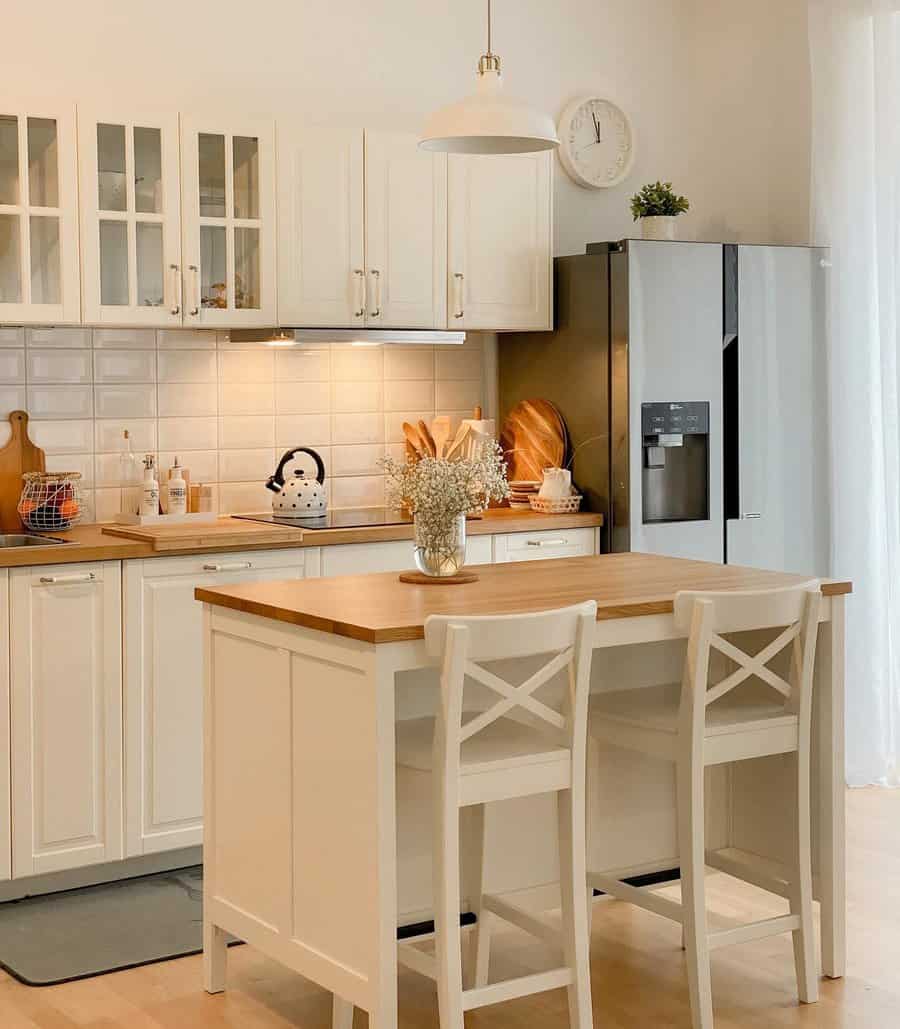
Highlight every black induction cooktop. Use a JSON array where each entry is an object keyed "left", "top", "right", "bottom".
[{"left": 232, "top": 507, "right": 414, "bottom": 530}]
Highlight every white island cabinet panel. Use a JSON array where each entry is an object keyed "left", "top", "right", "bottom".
[
  {"left": 493, "top": 526, "right": 596, "bottom": 563},
  {"left": 0, "top": 570, "right": 9, "bottom": 882},
  {"left": 123, "top": 548, "right": 306, "bottom": 856},
  {"left": 10, "top": 562, "right": 122, "bottom": 877}
]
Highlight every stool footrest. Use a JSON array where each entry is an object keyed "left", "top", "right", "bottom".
[
  {"left": 708, "top": 914, "right": 801, "bottom": 951},
  {"left": 462, "top": 966, "right": 574, "bottom": 1011},
  {"left": 588, "top": 871, "right": 683, "bottom": 923},
  {"left": 482, "top": 891, "right": 562, "bottom": 948}
]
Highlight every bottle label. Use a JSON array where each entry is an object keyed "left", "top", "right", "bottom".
[{"left": 169, "top": 485, "right": 187, "bottom": 501}]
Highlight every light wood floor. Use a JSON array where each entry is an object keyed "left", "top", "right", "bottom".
[{"left": 2, "top": 788, "right": 898, "bottom": 1028}]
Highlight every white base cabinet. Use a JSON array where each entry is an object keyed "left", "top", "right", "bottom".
[
  {"left": 123, "top": 548, "right": 306, "bottom": 856},
  {"left": 10, "top": 562, "right": 122, "bottom": 877}
]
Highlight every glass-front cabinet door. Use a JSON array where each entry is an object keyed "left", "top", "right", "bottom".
[
  {"left": 0, "top": 104, "right": 80, "bottom": 324},
  {"left": 180, "top": 115, "right": 276, "bottom": 327},
  {"left": 78, "top": 109, "right": 182, "bottom": 326}
]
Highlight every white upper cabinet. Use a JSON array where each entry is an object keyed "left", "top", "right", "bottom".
[
  {"left": 9, "top": 562, "right": 122, "bottom": 877},
  {"left": 78, "top": 108, "right": 183, "bottom": 326},
  {"left": 364, "top": 131, "right": 447, "bottom": 329},
  {"left": 448, "top": 151, "right": 552, "bottom": 331},
  {"left": 180, "top": 114, "right": 277, "bottom": 328},
  {"left": 0, "top": 102, "right": 80, "bottom": 325},
  {"left": 277, "top": 126, "right": 365, "bottom": 327}
]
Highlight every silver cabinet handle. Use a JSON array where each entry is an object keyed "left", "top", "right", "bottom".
[
  {"left": 453, "top": 272, "right": 464, "bottom": 318},
  {"left": 369, "top": 269, "right": 381, "bottom": 317},
  {"left": 203, "top": 561, "right": 252, "bottom": 572},
  {"left": 188, "top": 264, "right": 200, "bottom": 316},
  {"left": 353, "top": 269, "right": 366, "bottom": 318},
  {"left": 742, "top": 512, "right": 762, "bottom": 519},
  {"left": 526, "top": 538, "right": 568, "bottom": 548},
  {"left": 39, "top": 572, "right": 96, "bottom": 585},
  {"left": 169, "top": 263, "right": 181, "bottom": 315}
]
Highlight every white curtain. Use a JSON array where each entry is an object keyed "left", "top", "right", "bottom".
[{"left": 809, "top": 0, "right": 900, "bottom": 785}]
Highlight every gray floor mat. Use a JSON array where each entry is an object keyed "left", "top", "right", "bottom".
[{"left": 0, "top": 865, "right": 238, "bottom": 986}]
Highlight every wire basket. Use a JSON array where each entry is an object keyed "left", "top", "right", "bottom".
[
  {"left": 18, "top": 471, "right": 84, "bottom": 532},
  {"left": 529, "top": 494, "right": 583, "bottom": 515}
]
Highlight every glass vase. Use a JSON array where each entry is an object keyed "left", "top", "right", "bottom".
[{"left": 413, "top": 512, "right": 467, "bottom": 577}]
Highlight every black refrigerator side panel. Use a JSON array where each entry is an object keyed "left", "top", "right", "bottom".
[
  {"left": 609, "top": 249, "right": 630, "bottom": 553},
  {"left": 498, "top": 254, "right": 611, "bottom": 551}
]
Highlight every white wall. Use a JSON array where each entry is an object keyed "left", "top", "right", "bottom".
[{"left": 2, "top": 0, "right": 812, "bottom": 255}]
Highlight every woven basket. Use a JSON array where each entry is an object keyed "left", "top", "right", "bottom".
[{"left": 529, "top": 494, "right": 583, "bottom": 515}]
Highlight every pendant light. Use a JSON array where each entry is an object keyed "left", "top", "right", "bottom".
[{"left": 420, "top": 0, "right": 559, "bottom": 155}]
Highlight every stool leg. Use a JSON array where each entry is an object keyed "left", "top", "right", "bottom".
[
  {"left": 332, "top": 996, "right": 354, "bottom": 1029},
  {"left": 677, "top": 757, "right": 713, "bottom": 1029},
  {"left": 790, "top": 751, "right": 819, "bottom": 1003},
  {"left": 467, "top": 803, "right": 491, "bottom": 989},
  {"left": 558, "top": 787, "right": 593, "bottom": 1029},
  {"left": 434, "top": 793, "right": 464, "bottom": 1029}
]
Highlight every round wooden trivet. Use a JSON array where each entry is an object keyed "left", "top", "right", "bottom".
[{"left": 398, "top": 571, "right": 479, "bottom": 585}]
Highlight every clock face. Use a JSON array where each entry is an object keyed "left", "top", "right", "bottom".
[{"left": 558, "top": 96, "right": 634, "bottom": 190}]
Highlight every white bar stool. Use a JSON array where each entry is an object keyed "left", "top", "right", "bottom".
[
  {"left": 333, "top": 601, "right": 597, "bottom": 1029},
  {"left": 586, "top": 583, "right": 822, "bottom": 1029}
]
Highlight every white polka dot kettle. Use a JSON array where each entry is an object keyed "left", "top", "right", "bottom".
[{"left": 265, "top": 447, "right": 327, "bottom": 518}]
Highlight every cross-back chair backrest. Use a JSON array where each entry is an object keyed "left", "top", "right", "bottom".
[
  {"left": 424, "top": 602, "right": 597, "bottom": 776},
  {"left": 672, "top": 582, "right": 822, "bottom": 737}
]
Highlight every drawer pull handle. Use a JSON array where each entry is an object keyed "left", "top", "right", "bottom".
[
  {"left": 203, "top": 561, "right": 253, "bottom": 572},
  {"left": 526, "top": 538, "right": 568, "bottom": 548},
  {"left": 39, "top": 572, "right": 96, "bottom": 585}
]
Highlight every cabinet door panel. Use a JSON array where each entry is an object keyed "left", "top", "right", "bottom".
[
  {"left": 79, "top": 108, "right": 182, "bottom": 326},
  {"left": 10, "top": 563, "right": 122, "bottom": 877},
  {"left": 0, "top": 103, "right": 80, "bottom": 324},
  {"left": 124, "top": 550, "right": 305, "bottom": 855},
  {"left": 277, "top": 125, "right": 364, "bottom": 327},
  {"left": 448, "top": 152, "right": 551, "bottom": 330},
  {"left": 181, "top": 114, "right": 276, "bottom": 327},
  {"left": 365, "top": 132, "right": 447, "bottom": 328}
]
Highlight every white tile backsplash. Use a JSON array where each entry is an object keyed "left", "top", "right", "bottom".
[
  {"left": 94, "top": 384, "right": 156, "bottom": 419},
  {"left": 27, "top": 385, "right": 93, "bottom": 419},
  {"left": 0, "top": 349, "right": 25, "bottom": 383},
  {"left": 25, "top": 327, "right": 90, "bottom": 348},
  {"left": 28, "top": 350, "right": 92, "bottom": 384},
  {"left": 0, "top": 329, "right": 485, "bottom": 514},
  {"left": 93, "top": 350, "right": 156, "bottom": 384},
  {"left": 158, "top": 350, "right": 217, "bottom": 383},
  {"left": 158, "top": 416, "right": 218, "bottom": 451},
  {"left": 158, "top": 382, "right": 217, "bottom": 417}
]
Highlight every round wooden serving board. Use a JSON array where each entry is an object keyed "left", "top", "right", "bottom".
[{"left": 398, "top": 571, "right": 479, "bottom": 585}]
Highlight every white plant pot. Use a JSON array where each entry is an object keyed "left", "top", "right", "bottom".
[{"left": 640, "top": 215, "right": 678, "bottom": 241}]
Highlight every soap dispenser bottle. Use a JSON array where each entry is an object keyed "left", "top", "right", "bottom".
[
  {"left": 139, "top": 455, "right": 160, "bottom": 516},
  {"left": 167, "top": 457, "right": 188, "bottom": 516}
]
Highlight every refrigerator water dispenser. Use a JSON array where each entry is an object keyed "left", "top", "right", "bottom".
[{"left": 641, "top": 401, "right": 710, "bottom": 523}]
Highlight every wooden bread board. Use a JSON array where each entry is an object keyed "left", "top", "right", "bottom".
[
  {"left": 102, "top": 518, "right": 305, "bottom": 552},
  {"left": 0, "top": 411, "right": 46, "bottom": 532}
]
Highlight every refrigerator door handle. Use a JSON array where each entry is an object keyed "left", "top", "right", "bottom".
[{"left": 742, "top": 512, "right": 762, "bottom": 519}]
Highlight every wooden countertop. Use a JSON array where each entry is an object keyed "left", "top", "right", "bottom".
[
  {"left": 0, "top": 510, "right": 603, "bottom": 568},
  {"left": 196, "top": 552, "right": 853, "bottom": 644}
]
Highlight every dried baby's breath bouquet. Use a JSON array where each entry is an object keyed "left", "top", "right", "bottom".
[{"left": 382, "top": 440, "right": 509, "bottom": 574}]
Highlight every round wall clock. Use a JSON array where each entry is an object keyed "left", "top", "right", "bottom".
[{"left": 557, "top": 95, "right": 635, "bottom": 189}]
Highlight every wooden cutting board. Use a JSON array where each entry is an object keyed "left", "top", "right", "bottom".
[
  {"left": 0, "top": 411, "right": 46, "bottom": 532},
  {"left": 102, "top": 518, "right": 306, "bottom": 552},
  {"left": 500, "top": 399, "right": 568, "bottom": 482}
]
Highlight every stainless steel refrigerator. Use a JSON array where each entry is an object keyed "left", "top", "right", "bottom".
[{"left": 498, "top": 239, "right": 830, "bottom": 576}]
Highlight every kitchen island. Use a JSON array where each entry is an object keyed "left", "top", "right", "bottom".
[{"left": 197, "top": 553, "right": 851, "bottom": 1028}]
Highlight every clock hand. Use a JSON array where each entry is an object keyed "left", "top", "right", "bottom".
[{"left": 591, "top": 111, "right": 602, "bottom": 143}]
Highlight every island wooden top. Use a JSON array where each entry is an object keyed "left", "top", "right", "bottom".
[{"left": 196, "top": 552, "right": 853, "bottom": 644}]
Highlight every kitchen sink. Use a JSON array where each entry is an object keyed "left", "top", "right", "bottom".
[{"left": 0, "top": 534, "right": 73, "bottom": 548}]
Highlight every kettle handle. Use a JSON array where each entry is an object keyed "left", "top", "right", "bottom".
[{"left": 266, "top": 446, "right": 326, "bottom": 493}]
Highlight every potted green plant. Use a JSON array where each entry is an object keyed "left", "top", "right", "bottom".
[{"left": 630, "top": 181, "right": 690, "bottom": 241}]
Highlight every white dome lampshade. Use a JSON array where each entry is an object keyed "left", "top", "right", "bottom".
[{"left": 420, "top": 4, "right": 559, "bottom": 155}]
